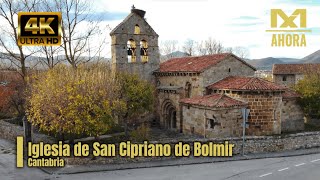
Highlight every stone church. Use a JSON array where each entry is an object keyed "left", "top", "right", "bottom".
[{"left": 110, "top": 7, "right": 304, "bottom": 138}]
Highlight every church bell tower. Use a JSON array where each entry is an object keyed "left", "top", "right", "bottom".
[{"left": 110, "top": 6, "right": 160, "bottom": 82}]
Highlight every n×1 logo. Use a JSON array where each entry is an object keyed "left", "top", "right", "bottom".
[
  {"left": 18, "top": 12, "right": 62, "bottom": 46},
  {"left": 271, "top": 9, "right": 306, "bottom": 28},
  {"left": 266, "top": 9, "right": 310, "bottom": 47}
]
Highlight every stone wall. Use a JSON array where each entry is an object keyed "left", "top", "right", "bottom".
[
  {"left": 202, "top": 56, "right": 255, "bottom": 87},
  {"left": 153, "top": 131, "right": 320, "bottom": 155},
  {"left": 281, "top": 98, "right": 305, "bottom": 132},
  {"left": 273, "top": 74, "right": 296, "bottom": 87},
  {"left": 0, "top": 119, "right": 55, "bottom": 143},
  {"left": 182, "top": 105, "right": 244, "bottom": 138},
  {"left": 225, "top": 91, "right": 282, "bottom": 136},
  {"left": 157, "top": 74, "right": 203, "bottom": 97}
]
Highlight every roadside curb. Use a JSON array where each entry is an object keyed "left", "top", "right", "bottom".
[{"left": 39, "top": 147, "right": 320, "bottom": 175}]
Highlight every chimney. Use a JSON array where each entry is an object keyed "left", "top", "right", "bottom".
[{"left": 131, "top": 5, "right": 146, "bottom": 18}]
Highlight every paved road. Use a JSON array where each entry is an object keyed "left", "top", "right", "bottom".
[
  {"left": 58, "top": 153, "right": 320, "bottom": 180},
  {"left": 0, "top": 139, "right": 51, "bottom": 180},
  {"left": 1, "top": 138, "right": 320, "bottom": 180}
]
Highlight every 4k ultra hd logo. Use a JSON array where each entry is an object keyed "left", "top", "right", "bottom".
[
  {"left": 266, "top": 9, "right": 311, "bottom": 47},
  {"left": 18, "top": 12, "right": 61, "bottom": 46}
]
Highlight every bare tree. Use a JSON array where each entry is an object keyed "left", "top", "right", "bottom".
[
  {"left": 231, "top": 46, "right": 250, "bottom": 59},
  {"left": 196, "top": 40, "right": 207, "bottom": 56},
  {"left": 196, "top": 37, "right": 224, "bottom": 55},
  {"left": 44, "top": 0, "right": 108, "bottom": 68},
  {"left": 0, "top": 0, "right": 40, "bottom": 81},
  {"left": 182, "top": 39, "right": 196, "bottom": 56},
  {"left": 160, "top": 40, "right": 178, "bottom": 56},
  {"left": 0, "top": 0, "right": 41, "bottom": 143},
  {"left": 160, "top": 40, "right": 180, "bottom": 61},
  {"left": 39, "top": 46, "right": 64, "bottom": 69},
  {"left": 205, "top": 37, "right": 223, "bottom": 55}
]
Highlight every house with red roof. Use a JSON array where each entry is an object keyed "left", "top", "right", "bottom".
[
  {"left": 206, "top": 76, "right": 304, "bottom": 135},
  {"left": 154, "top": 54, "right": 304, "bottom": 137},
  {"left": 180, "top": 94, "right": 248, "bottom": 137},
  {"left": 154, "top": 53, "right": 256, "bottom": 136},
  {"left": 272, "top": 64, "right": 320, "bottom": 87}
]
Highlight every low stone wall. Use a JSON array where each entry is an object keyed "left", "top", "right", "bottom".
[
  {"left": 0, "top": 119, "right": 24, "bottom": 142},
  {"left": 151, "top": 131, "right": 320, "bottom": 155},
  {"left": 1, "top": 118, "right": 319, "bottom": 156},
  {"left": 0, "top": 119, "right": 55, "bottom": 143}
]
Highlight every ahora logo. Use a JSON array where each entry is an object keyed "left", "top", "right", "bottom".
[
  {"left": 18, "top": 12, "right": 61, "bottom": 46},
  {"left": 266, "top": 9, "right": 310, "bottom": 47}
]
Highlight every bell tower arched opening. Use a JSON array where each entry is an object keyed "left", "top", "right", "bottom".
[{"left": 127, "top": 39, "right": 136, "bottom": 63}]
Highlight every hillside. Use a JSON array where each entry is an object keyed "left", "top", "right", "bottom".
[
  {"left": 301, "top": 49, "right": 320, "bottom": 63},
  {"left": 247, "top": 57, "right": 285, "bottom": 70}
]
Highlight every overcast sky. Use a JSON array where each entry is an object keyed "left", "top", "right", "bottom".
[{"left": 93, "top": 0, "right": 320, "bottom": 59}]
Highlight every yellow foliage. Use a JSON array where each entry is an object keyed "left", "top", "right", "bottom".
[
  {"left": 26, "top": 64, "right": 119, "bottom": 137},
  {"left": 295, "top": 72, "right": 320, "bottom": 118}
]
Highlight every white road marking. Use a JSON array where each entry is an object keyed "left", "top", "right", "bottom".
[
  {"left": 259, "top": 173, "right": 272, "bottom": 177},
  {"left": 295, "top": 163, "right": 306, "bottom": 167},
  {"left": 311, "top": 159, "right": 320, "bottom": 163},
  {"left": 278, "top": 167, "right": 289, "bottom": 172}
]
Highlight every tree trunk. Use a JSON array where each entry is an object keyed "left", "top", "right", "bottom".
[{"left": 23, "top": 116, "right": 32, "bottom": 146}]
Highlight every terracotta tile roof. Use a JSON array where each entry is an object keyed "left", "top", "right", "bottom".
[
  {"left": 179, "top": 94, "right": 247, "bottom": 108},
  {"left": 272, "top": 64, "right": 320, "bottom": 75},
  {"left": 282, "top": 89, "right": 301, "bottom": 99},
  {"left": 207, "top": 76, "right": 287, "bottom": 91},
  {"left": 158, "top": 53, "right": 256, "bottom": 73}
]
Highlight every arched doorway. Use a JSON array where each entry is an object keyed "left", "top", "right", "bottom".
[{"left": 162, "top": 100, "right": 177, "bottom": 129}]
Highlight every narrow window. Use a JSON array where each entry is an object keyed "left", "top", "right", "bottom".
[
  {"left": 282, "top": 76, "right": 287, "bottom": 81},
  {"left": 185, "top": 82, "right": 192, "bottom": 98},
  {"left": 228, "top": 68, "right": 231, "bottom": 72},
  {"left": 134, "top": 24, "right": 140, "bottom": 34},
  {"left": 209, "top": 119, "right": 214, "bottom": 128},
  {"left": 127, "top": 39, "right": 136, "bottom": 63},
  {"left": 140, "top": 40, "right": 148, "bottom": 63}
]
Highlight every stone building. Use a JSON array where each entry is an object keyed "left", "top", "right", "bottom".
[
  {"left": 180, "top": 94, "right": 247, "bottom": 138},
  {"left": 272, "top": 64, "right": 320, "bottom": 87},
  {"left": 154, "top": 54, "right": 256, "bottom": 132},
  {"left": 206, "top": 76, "right": 287, "bottom": 135},
  {"left": 111, "top": 7, "right": 305, "bottom": 137},
  {"left": 110, "top": 7, "right": 160, "bottom": 82}
]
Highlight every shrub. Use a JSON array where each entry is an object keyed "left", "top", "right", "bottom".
[
  {"left": 26, "top": 64, "right": 119, "bottom": 138},
  {"left": 295, "top": 71, "right": 320, "bottom": 119},
  {"left": 114, "top": 73, "right": 154, "bottom": 136},
  {"left": 130, "top": 123, "right": 151, "bottom": 142},
  {"left": 0, "top": 71, "right": 24, "bottom": 118}
]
